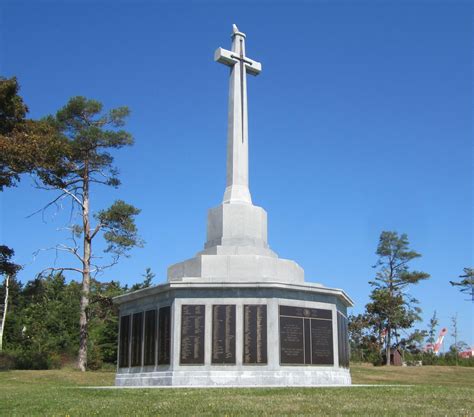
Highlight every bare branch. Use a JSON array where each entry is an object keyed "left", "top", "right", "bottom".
[
  {"left": 26, "top": 192, "right": 68, "bottom": 219},
  {"left": 61, "top": 187, "right": 84, "bottom": 208},
  {"left": 38, "top": 266, "right": 83, "bottom": 276},
  {"left": 57, "top": 244, "right": 84, "bottom": 263}
]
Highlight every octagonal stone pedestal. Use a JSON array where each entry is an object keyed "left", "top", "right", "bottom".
[{"left": 114, "top": 280, "right": 352, "bottom": 387}]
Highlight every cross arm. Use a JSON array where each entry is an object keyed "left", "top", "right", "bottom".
[
  {"left": 214, "top": 47, "right": 262, "bottom": 76},
  {"left": 214, "top": 47, "right": 236, "bottom": 66},
  {"left": 245, "top": 59, "right": 262, "bottom": 76}
]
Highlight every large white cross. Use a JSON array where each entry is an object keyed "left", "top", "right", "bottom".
[{"left": 215, "top": 24, "right": 262, "bottom": 205}]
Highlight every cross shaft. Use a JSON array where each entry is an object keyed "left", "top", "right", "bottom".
[{"left": 214, "top": 25, "right": 262, "bottom": 205}]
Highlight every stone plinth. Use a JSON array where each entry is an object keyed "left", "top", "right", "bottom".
[
  {"left": 168, "top": 203, "right": 305, "bottom": 284},
  {"left": 206, "top": 203, "right": 268, "bottom": 249}
]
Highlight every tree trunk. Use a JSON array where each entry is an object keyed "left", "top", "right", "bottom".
[
  {"left": 385, "top": 326, "right": 391, "bottom": 366},
  {"left": 0, "top": 275, "right": 9, "bottom": 352},
  {"left": 386, "top": 264, "right": 394, "bottom": 367},
  {"left": 78, "top": 165, "right": 91, "bottom": 372}
]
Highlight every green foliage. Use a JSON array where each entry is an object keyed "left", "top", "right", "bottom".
[
  {"left": 0, "top": 276, "right": 23, "bottom": 346},
  {"left": 348, "top": 314, "right": 381, "bottom": 363},
  {"left": 86, "top": 343, "right": 103, "bottom": 371},
  {"left": 426, "top": 310, "right": 438, "bottom": 345},
  {"left": 37, "top": 96, "right": 133, "bottom": 189},
  {"left": 369, "top": 232, "right": 430, "bottom": 360},
  {"left": 1, "top": 273, "right": 133, "bottom": 370},
  {"left": 0, "top": 351, "right": 16, "bottom": 370},
  {"left": 0, "top": 82, "right": 141, "bottom": 371},
  {"left": 450, "top": 267, "right": 474, "bottom": 302},
  {"left": 141, "top": 267, "right": 155, "bottom": 287},
  {"left": 404, "top": 351, "right": 474, "bottom": 367},
  {"left": 88, "top": 280, "right": 126, "bottom": 364},
  {"left": 350, "top": 231, "right": 430, "bottom": 365},
  {"left": 0, "top": 76, "right": 27, "bottom": 135},
  {"left": 16, "top": 275, "right": 81, "bottom": 365},
  {"left": 129, "top": 267, "right": 155, "bottom": 292},
  {"left": 0, "top": 77, "right": 66, "bottom": 190},
  {"left": 0, "top": 245, "right": 21, "bottom": 277},
  {"left": 371, "top": 231, "right": 430, "bottom": 290},
  {"left": 96, "top": 200, "right": 143, "bottom": 256},
  {"left": 399, "top": 329, "right": 428, "bottom": 354},
  {"left": 25, "top": 95, "right": 141, "bottom": 371}
]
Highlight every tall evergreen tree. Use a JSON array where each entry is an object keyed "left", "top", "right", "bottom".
[
  {"left": 426, "top": 310, "right": 439, "bottom": 347},
  {"left": 367, "top": 231, "right": 430, "bottom": 365},
  {"left": 130, "top": 267, "right": 155, "bottom": 292},
  {"left": 33, "top": 97, "right": 143, "bottom": 371}
]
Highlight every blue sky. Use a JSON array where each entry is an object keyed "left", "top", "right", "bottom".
[{"left": 1, "top": 1, "right": 472, "bottom": 346}]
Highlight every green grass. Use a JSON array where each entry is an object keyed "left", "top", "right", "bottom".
[{"left": 1, "top": 364, "right": 473, "bottom": 416}]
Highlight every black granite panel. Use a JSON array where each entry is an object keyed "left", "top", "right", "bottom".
[
  {"left": 144, "top": 309, "right": 156, "bottom": 366},
  {"left": 337, "top": 312, "right": 349, "bottom": 368},
  {"left": 280, "top": 316, "right": 305, "bottom": 364},
  {"left": 279, "top": 305, "right": 334, "bottom": 366},
  {"left": 212, "top": 305, "right": 236, "bottom": 364},
  {"left": 158, "top": 306, "right": 171, "bottom": 365},
  {"left": 304, "top": 318, "right": 311, "bottom": 365},
  {"left": 131, "top": 312, "right": 143, "bottom": 367},
  {"left": 119, "top": 315, "right": 130, "bottom": 368},
  {"left": 180, "top": 305, "right": 205, "bottom": 365},
  {"left": 311, "top": 319, "right": 334, "bottom": 365},
  {"left": 243, "top": 305, "right": 267, "bottom": 365}
]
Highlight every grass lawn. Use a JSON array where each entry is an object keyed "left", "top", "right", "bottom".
[{"left": 1, "top": 364, "right": 473, "bottom": 416}]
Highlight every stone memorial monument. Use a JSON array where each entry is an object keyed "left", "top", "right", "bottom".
[{"left": 114, "top": 25, "right": 353, "bottom": 387}]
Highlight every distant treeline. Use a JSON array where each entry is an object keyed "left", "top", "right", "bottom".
[
  {"left": 349, "top": 345, "right": 474, "bottom": 368},
  {"left": 0, "top": 273, "right": 150, "bottom": 370}
]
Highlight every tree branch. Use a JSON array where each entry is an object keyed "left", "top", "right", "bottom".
[
  {"left": 38, "top": 266, "right": 83, "bottom": 276},
  {"left": 26, "top": 191, "right": 68, "bottom": 219},
  {"left": 90, "top": 223, "right": 103, "bottom": 240},
  {"left": 61, "top": 187, "right": 84, "bottom": 208},
  {"left": 56, "top": 244, "right": 84, "bottom": 263}
]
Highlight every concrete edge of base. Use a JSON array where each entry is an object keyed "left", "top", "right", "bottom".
[{"left": 115, "top": 368, "right": 352, "bottom": 387}]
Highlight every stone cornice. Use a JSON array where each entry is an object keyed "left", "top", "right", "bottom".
[{"left": 113, "top": 280, "right": 354, "bottom": 307}]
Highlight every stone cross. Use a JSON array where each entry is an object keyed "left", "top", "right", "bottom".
[{"left": 215, "top": 24, "right": 262, "bottom": 205}]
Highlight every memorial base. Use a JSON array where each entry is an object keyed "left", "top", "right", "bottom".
[
  {"left": 114, "top": 281, "right": 352, "bottom": 387},
  {"left": 115, "top": 367, "right": 351, "bottom": 387}
]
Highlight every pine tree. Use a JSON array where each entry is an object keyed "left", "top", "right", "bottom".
[
  {"left": 367, "top": 231, "right": 430, "bottom": 365},
  {"left": 427, "top": 310, "right": 439, "bottom": 347},
  {"left": 33, "top": 97, "right": 143, "bottom": 371}
]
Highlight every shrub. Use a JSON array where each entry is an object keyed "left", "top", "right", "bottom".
[
  {"left": 367, "top": 351, "right": 384, "bottom": 366},
  {"left": 87, "top": 344, "right": 103, "bottom": 371},
  {"left": 0, "top": 351, "right": 17, "bottom": 370},
  {"left": 15, "top": 350, "right": 50, "bottom": 370},
  {"left": 48, "top": 352, "right": 62, "bottom": 369}
]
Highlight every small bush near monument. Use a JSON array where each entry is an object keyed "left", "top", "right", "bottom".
[{"left": 0, "top": 352, "right": 15, "bottom": 370}]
